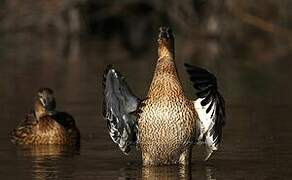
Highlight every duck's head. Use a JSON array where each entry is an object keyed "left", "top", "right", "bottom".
[
  {"left": 157, "top": 26, "right": 174, "bottom": 58},
  {"left": 34, "top": 88, "right": 56, "bottom": 119}
]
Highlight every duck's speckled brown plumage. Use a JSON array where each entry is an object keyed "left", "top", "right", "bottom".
[
  {"left": 138, "top": 28, "right": 197, "bottom": 166},
  {"left": 11, "top": 88, "right": 80, "bottom": 145},
  {"left": 103, "top": 27, "right": 225, "bottom": 166},
  {"left": 11, "top": 112, "right": 80, "bottom": 145}
]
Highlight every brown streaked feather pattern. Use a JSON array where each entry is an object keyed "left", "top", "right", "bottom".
[
  {"left": 147, "top": 58, "right": 182, "bottom": 98},
  {"left": 11, "top": 112, "right": 37, "bottom": 144},
  {"left": 138, "top": 56, "right": 198, "bottom": 166},
  {"left": 103, "top": 27, "right": 225, "bottom": 166},
  {"left": 11, "top": 112, "right": 80, "bottom": 145}
]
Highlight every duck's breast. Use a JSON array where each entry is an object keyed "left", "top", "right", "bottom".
[
  {"left": 138, "top": 94, "right": 197, "bottom": 156},
  {"left": 34, "top": 116, "right": 68, "bottom": 144}
]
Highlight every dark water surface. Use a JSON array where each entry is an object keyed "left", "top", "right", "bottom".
[{"left": 0, "top": 33, "right": 292, "bottom": 179}]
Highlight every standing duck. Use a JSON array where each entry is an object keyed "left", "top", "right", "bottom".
[
  {"left": 103, "top": 27, "right": 225, "bottom": 166},
  {"left": 11, "top": 88, "right": 80, "bottom": 145}
]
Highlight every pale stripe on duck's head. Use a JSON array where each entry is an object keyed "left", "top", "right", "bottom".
[
  {"left": 157, "top": 26, "right": 174, "bottom": 58},
  {"left": 36, "top": 88, "right": 56, "bottom": 111}
]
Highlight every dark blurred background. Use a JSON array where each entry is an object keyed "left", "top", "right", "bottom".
[
  {"left": 1, "top": 0, "right": 292, "bottom": 60},
  {"left": 0, "top": 0, "right": 292, "bottom": 179}
]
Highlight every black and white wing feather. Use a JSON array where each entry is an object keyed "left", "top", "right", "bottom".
[
  {"left": 103, "top": 65, "right": 140, "bottom": 154},
  {"left": 185, "top": 63, "right": 225, "bottom": 160}
]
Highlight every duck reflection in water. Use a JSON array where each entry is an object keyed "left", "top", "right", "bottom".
[
  {"left": 142, "top": 165, "right": 192, "bottom": 180},
  {"left": 142, "top": 165, "right": 217, "bottom": 180},
  {"left": 119, "top": 163, "right": 216, "bottom": 180},
  {"left": 17, "top": 144, "right": 80, "bottom": 180}
]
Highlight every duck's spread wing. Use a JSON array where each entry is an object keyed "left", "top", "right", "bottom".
[
  {"left": 185, "top": 63, "right": 225, "bottom": 160},
  {"left": 103, "top": 65, "right": 140, "bottom": 154}
]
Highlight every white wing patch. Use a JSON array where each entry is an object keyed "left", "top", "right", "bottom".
[
  {"left": 185, "top": 63, "right": 225, "bottom": 161},
  {"left": 194, "top": 98, "right": 219, "bottom": 160},
  {"left": 194, "top": 98, "right": 215, "bottom": 136}
]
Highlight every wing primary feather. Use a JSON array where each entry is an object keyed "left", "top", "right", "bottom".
[
  {"left": 103, "top": 65, "right": 140, "bottom": 154},
  {"left": 185, "top": 63, "right": 225, "bottom": 160}
]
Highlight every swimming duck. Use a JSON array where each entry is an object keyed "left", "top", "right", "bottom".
[
  {"left": 11, "top": 88, "right": 80, "bottom": 145},
  {"left": 103, "top": 27, "right": 225, "bottom": 166}
]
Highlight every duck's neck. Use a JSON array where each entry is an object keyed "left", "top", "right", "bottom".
[
  {"left": 147, "top": 44, "right": 183, "bottom": 98},
  {"left": 154, "top": 55, "right": 177, "bottom": 77},
  {"left": 158, "top": 41, "right": 174, "bottom": 60},
  {"left": 155, "top": 38, "right": 176, "bottom": 76},
  {"left": 34, "top": 101, "right": 56, "bottom": 121}
]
